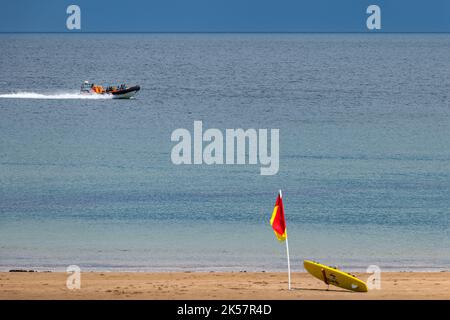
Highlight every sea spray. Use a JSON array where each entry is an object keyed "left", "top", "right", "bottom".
[{"left": 0, "top": 92, "right": 113, "bottom": 100}]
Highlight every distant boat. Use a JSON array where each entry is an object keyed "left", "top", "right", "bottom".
[{"left": 80, "top": 81, "right": 140, "bottom": 99}]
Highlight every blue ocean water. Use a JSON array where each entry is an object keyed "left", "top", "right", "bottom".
[{"left": 0, "top": 34, "right": 449, "bottom": 272}]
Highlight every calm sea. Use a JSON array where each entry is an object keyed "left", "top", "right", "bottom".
[{"left": 0, "top": 34, "right": 449, "bottom": 272}]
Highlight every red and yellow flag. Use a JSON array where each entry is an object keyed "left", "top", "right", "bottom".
[{"left": 270, "top": 191, "right": 287, "bottom": 241}]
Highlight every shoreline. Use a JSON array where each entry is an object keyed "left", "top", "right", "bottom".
[
  {"left": 2, "top": 266, "right": 449, "bottom": 273},
  {"left": 1, "top": 271, "right": 449, "bottom": 300},
  {"left": 2, "top": 268, "right": 449, "bottom": 273}
]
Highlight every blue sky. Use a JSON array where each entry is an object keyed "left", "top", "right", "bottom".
[{"left": 0, "top": 0, "right": 449, "bottom": 32}]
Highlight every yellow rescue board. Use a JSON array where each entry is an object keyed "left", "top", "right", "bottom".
[{"left": 303, "top": 260, "right": 368, "bottom": 292}]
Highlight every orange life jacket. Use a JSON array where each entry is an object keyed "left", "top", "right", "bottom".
[{"left": 93, "top": 86, "right": 103, "bottom": 93}]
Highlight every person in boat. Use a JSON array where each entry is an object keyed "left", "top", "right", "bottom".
[
  {"left": 92, "top": 85, "right": 104, "bottom": 94},
  {"left": 81, "top": 81, "right": 95, "bottom": 93}
]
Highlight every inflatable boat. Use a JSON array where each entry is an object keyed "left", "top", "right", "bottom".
[{"left": 81, "top": 81, "right": 140, "bottom": 99}]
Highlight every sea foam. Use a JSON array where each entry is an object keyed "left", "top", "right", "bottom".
[{"left": 0, "top": 92, "right": 113, "bottom": 100}]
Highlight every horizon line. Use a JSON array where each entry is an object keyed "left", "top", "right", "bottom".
[{"left": 1, "top": 31, "right": 450, "bottom": 34}]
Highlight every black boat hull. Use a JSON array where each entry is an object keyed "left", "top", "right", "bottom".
[{"left": 110, "top": 85, "right": 140, "bottom": 99}]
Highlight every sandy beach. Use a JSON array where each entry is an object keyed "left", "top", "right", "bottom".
[{"left": 0, "top": 272, "right": 449, "bottom": 300}]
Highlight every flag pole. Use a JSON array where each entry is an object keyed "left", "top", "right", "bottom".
[
  {"left": 286, "top": 235, "right": 291, "bottom": 290},
  {"left": 280, "top": 189, "right": 291, "bottom": 290}
]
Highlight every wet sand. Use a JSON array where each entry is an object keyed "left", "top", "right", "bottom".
[{"left": 0, "top": 272, "right": 449, "bottom": 300}]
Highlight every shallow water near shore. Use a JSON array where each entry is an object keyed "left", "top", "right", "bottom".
[{"left": 0, "top": 33, "right": 449, "bottom": 272}]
